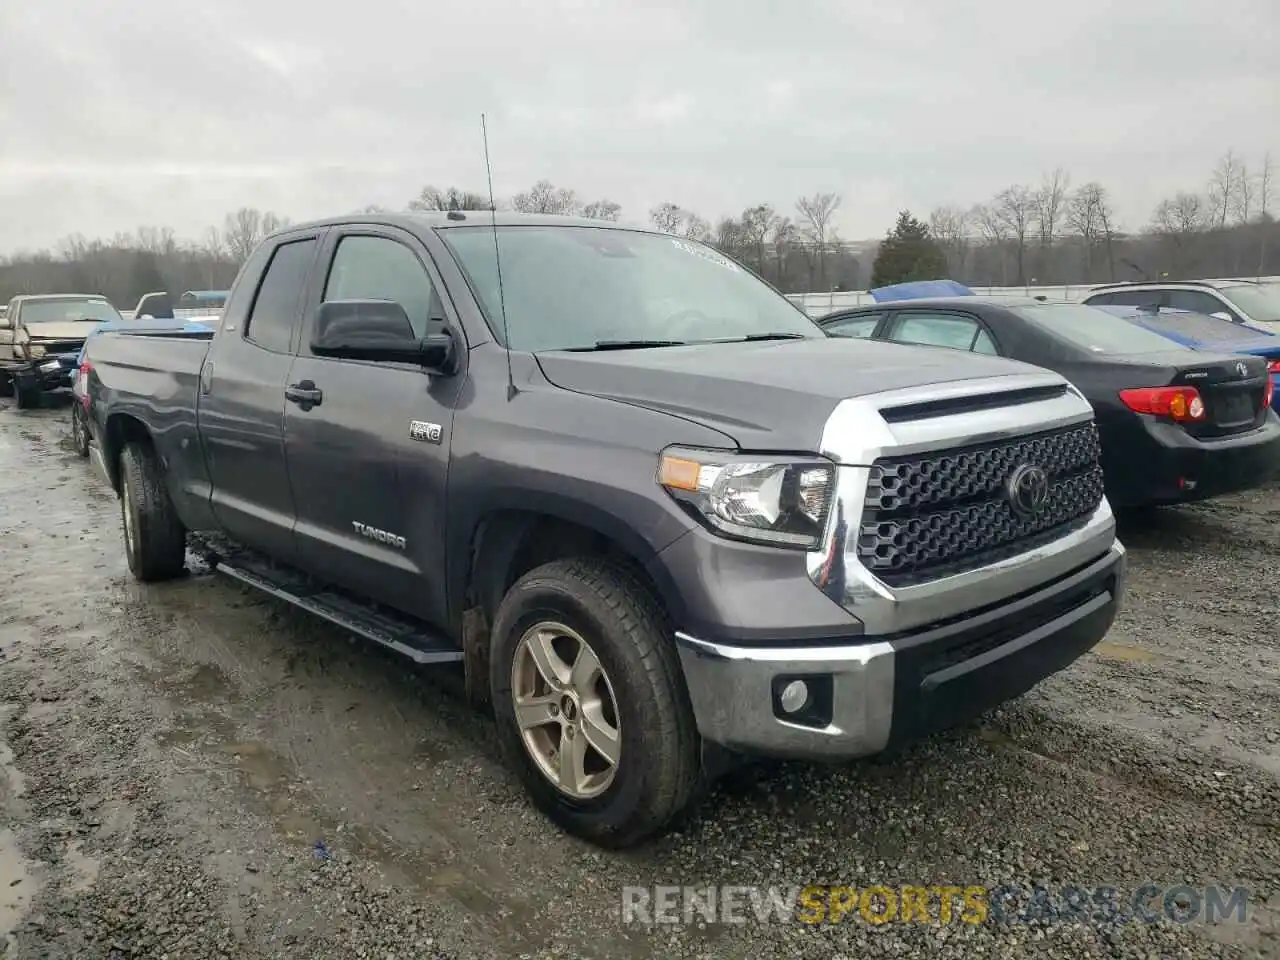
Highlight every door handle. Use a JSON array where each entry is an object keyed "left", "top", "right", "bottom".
[{"left": 285, "top": 380, "right": 323, "bottom": 407}]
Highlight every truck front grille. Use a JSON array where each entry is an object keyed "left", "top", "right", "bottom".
[{"left": 857, "top": 422, "right": 1105, "bottom": 586}]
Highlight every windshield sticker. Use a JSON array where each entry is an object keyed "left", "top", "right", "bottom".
[{"left": 670, "top": 238, "right": 739, "bottom": 272}]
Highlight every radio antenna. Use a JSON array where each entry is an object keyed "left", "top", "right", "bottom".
[{"left": 481, "top": 113, "right": 516, "bottom": 400}]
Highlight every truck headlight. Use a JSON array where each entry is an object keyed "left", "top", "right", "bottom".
[
  {"left": 28, "top": 344, "right": 47, "bottom": 358},
  {"left": 658, "top": 446, "right": 835, "bottom": 549}
]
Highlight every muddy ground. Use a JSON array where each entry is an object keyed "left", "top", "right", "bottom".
[{"left": 0, "top": 396, "right": 1277, "bottom": 960}]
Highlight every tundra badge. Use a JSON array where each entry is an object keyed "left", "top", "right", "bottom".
[
  {"left": 409, "top": 420, "right": 443, "bottom": 444},
  {"left": 352, "top": 522, "right": 407, "bottom": 550}
]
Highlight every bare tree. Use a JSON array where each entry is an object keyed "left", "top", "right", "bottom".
[
  {"left": 511, "top": 180, "right": 580, "bottom": 215},
  {"left": 1231, "top": 162, "right": 1255, "bottom": 225},
  {"left": 1065, "top": 182, "right": 1116, "bottom": 278},
  {"left": 222, "top": 208, "right": 263, "bottom": 263},
  {"left": 649, "top": 202, "right": 682, "bottom": 234},
  {"left": 681, "top": 214, "right": 711, "bottom": 242},
  {"left": 738, "top": 204, "right": 778, "bottom": 274},
  {"left": 993, "top": 186, "right": 1036, "bottom": 284},
  {"left": 795, "top": 192, "right": 841, "bottom": 287},
  {"left": 928, "top": 205, "right": 970, "bottom": 276},
  {"left": 1260, "top": 153, "right": 1275, "bottom": 220},
  {"left": 972, "top": 202, "right": 1010, "bottom": 284},
  {"left": 1151, "top": 193, "right": 1206, "bottom": 275},
  {"left": 1035, "top": 169, "right": 1070, "bottom": 243},
  {"left": 581, "top": 199, "right": 621, "bottom": 221},
  {"left": 1208, "top": 150, "right": 1242, "bottom": 229},
  {"left": 408, "top": 186, "right": 489, "bottom": 212}
]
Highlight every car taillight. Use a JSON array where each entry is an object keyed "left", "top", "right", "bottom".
[
  {"left": 1266, "top": 376, "right": 1275, "bottom": 410},
  {"left": 1118, "top": 386, "right": 1206, "bottom": 422},
  {"left": 78, "top": 360, "right": 92, "bottom": 410},
  {"left": 1268, "top": 360, "right": 1280, "bottom": 374}
]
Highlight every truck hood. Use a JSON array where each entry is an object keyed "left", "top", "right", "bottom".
[
  {"left": 535, "top": 337, "right": 1048, "bottom": 450},
  {"left": 26, "top": 322, "right": 99, "bottom": 341}
]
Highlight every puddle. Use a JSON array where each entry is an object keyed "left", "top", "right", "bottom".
[
  {"left": 0, "top": 829, "right": 38, "bottom": 944},
  {"left": 1093, "top": 642, "right": 1157, "bottom": 663},
  {"left": 0, "top": 739, "right": 26, "bottom": 800},
  {"left": 217, "top": 741, "right": 292, "bottom": 791}
]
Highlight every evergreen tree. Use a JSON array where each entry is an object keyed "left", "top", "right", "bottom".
[{"left": 871, "top": 211, "right": 949, "bottom": 287}]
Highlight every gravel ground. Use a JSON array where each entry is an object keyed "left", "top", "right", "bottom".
[{"left": 0, "top": 396, "right": 1277, "bottom": 959}]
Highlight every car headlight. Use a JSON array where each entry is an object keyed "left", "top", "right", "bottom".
[
  {"left": 28, "top": 344, "right": 47, "bottom": 358},
  {"left": 658, "top": 446, "right": 836, "bottom": 549}
]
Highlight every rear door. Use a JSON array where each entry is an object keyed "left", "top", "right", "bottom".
[
  {"left": 198, "top": 231, "right": 323, "bottom": 560},
  {"left": 283, "top": 226, "right": 462, "bottom": 627}
]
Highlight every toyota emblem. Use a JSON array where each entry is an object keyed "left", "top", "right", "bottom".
[
  {"left": 1006, "top": 464, "right": 1050, "bottom": 518},
  {"left": 1236, "top": 360, "right": 1249, "bottom": 377}
]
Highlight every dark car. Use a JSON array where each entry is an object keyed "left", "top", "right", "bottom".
[{"left": 818, "top": 298, "right": 1280, "bottom": 508}]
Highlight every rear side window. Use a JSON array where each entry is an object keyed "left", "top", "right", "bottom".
[
  {"left": 1166, "top": 289, "right": 1232, "bottom": 318},
  {"left": 823, "top": 313, "right": 881, "bottom": 338},
  {"left": 889, "top": 312, "right": 989, "bottom": 351},
  {"left": 246, "top": 239, "right": 316, "bottom": 353},
  {"left": 1084, "top": 292, "right": 1115, "bottom": 305}
]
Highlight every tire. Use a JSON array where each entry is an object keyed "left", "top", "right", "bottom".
[
  {"left": 15, "top": 385, "right": 39, "bottom": 409},
  {"left": 70, "top": 405, "right": 90, "bottom": 458},
  {"left": 0, "top": 373, "right": 12, "bottom": 398},
  {"left": 119, "top": 440, "right": 187, "bottom": 582},
  {"left": 489, "top": 558, "right": 700, "bottom": 848}
]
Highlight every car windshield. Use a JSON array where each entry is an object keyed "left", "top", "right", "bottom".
[
  {"left": 1220, "top": 284, "right": 1280, "bottom": 322},
  {"left": 1011, "top": 303, "right": 1190, "bottom": 355},
  {"left": 439, "top": 225, "right": 821, "bottom": 350},
  {"left": 22, "top": 298, "right": 122, "bottom": 324}
]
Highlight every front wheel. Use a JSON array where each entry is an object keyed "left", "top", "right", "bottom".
[
  {"left": 489, "top": 558, "right": 700, "bottom": 848},
  {"left": 119, "top": 441, "right": 187, "bottom": 581}
]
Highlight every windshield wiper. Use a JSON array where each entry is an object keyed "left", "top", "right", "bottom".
[
  {"left": 736, "top": 332, "right": 808, "bottom": 342},
  {"left": 566, "top": 339, "right": 688, "bottom": 351}
]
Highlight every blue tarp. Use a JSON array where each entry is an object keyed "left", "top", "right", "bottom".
[
  {"left": 1094, "top": 305, "right": 1280, "bottom": 356},
  {"left": 868, "top": 280, "right": 973, "bottom": 302}
]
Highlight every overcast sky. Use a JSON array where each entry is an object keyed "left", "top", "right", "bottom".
[{"left": 1, "top": 0, "right": 1276, "bottom": 254}]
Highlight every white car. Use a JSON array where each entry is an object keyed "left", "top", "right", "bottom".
[{"left": 1082, "top": 279, "right": 1280, "bottom": 332}]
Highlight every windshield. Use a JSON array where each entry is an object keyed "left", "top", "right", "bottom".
[
  {"left": 1220, "top": 284, "right": 1280, "bottom": 322},
  {"left": 1012, "top": 303, "right": 1191, "bottom": 355},
  {"left": 439, "top": 225, "right": 821, "bottom": 350},
  {"left": 22, "top": 298, "right": 122, "bottom": 324}
]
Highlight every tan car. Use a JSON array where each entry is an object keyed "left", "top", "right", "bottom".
[{"left": 0, "top": 294, "right": 123, "bottom": 408}]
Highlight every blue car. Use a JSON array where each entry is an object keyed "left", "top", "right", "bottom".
[
  {"left": 69, "top": 318, "right": 214, "bottom": 456},
  {"left": 1096, "top": 305, "right": 1280, "bottom": 413}
]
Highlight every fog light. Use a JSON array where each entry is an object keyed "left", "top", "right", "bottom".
[{"left": 778, "top": 680, "right": 810, "bottom": 714}]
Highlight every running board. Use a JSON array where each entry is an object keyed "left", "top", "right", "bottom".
[{"left": 214, "top": 560, "right": 464, "bottom": 666}]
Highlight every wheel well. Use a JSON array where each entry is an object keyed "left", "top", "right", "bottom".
[
  {"left": 467, "top": 511, "right": 665, "bottom": 623},
  {"left": 102, "top": 414, "right": 153, "bottom": 493}
]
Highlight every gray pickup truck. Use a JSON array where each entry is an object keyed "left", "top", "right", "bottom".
[{"left": 83, "top": 213, "right": 1126, "bottom": 847}]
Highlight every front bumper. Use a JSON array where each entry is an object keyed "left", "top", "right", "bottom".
[
  {"left": 675, "top": 541, "right": 1125, "bottom": 760},
  {"left": 1, "top": 353, "right": 78, "bottom": 392}
]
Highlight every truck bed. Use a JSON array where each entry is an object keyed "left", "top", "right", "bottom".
[{"left": 86, "top": 327, "right": 213, "bottom": 411}]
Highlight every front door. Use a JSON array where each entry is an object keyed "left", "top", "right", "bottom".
[
  {"left": 198, "top": 234, "right": 321, "bottom": 561},
  {"left": 283, "top": 228, "right": 461, "bottom": 627}
]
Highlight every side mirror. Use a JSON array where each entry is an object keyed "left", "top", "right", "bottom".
[
  {"left": 1209, "top": 311, "right": 1236, "bottom": 323},
  {"left": 310, "top": 299, "right": 455, "bottom": 370}
]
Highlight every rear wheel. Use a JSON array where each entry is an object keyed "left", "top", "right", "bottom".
[
  {"left": 120, "top": 441, "right": 187, "bottom": 581},
  {"left": 490, "top": 558, "right": 700, "bottom": 848},
  {"left": 70, "top": 405, "right": 90, "bottom": 458},
  {"left": 15, "top": 385, "right": 39, "bottom": 409}
]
